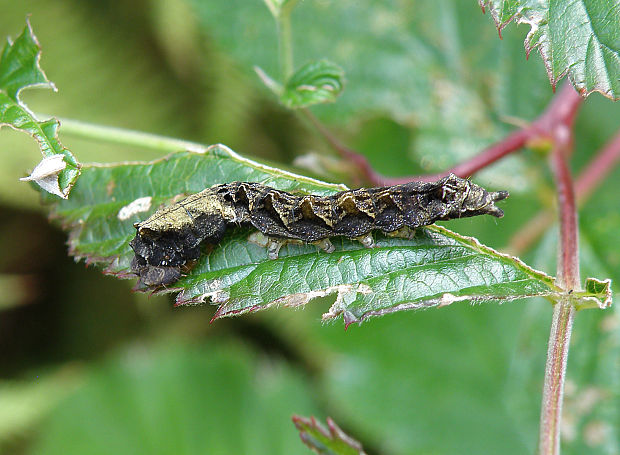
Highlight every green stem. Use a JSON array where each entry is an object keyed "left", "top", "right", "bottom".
[
  {"left": 46, "top": 115, "right": 206, "bottom": 153},
  {"left": 277, "top": 2, "right": 296, "bottom": 80}
]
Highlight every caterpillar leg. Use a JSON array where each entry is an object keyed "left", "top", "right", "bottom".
[
  {"left": 248, "top": 232, "right": 284, "bottom": 258},
  {"left": 249, "top": 231, "right": 335, "bottom": 258},
  {"left": 266, "top": 238, "right": 287, "bottom": 259},
  {"left": 386, "top": 226, "right": 416, "bottom": 240},
  {"left": 354, "top": 233, "right": 375, "bottom": 248},
  {"left": 248, "top": 232, "right": 300, "bottom": 259},
  {"left": 313, "top": 238, "right": 335, "bottom": 253}
]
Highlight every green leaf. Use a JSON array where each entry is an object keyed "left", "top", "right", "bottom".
[
  {"left": 480, "top": 0, "right": 620, "bottom": 100},
  {"left": 195, "top": 225, "right": 565, "bottom": 326},
  {"left": 0, "top": 20, "right": 80, "bottom": 198},
  {"left": 43, "top": 144, "right": 571, "bottom": 326},
  {"left": 281, "top": 60, "right": 345, "bottom": 108},
  {"left": 292, "top": 416, "right": 367, "bottom": 455}
]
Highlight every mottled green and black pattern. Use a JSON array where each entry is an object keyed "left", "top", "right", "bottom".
[{"left": 130, "top": 174, "right": 508, "bottom": 288}]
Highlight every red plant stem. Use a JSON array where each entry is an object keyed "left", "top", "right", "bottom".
[
  {"left": 508, "top": 129, "right": 620, "bottom": 255},
  {"left": 301, "top": 110, "right": 383, "bottom": 186},
  {"left": 447, "top": 128, "right": 532, "bottom": 177},
  {"left": 538, "top": 85, "right": 581, "bottom": 455},
  {"left": 390, "top": 127, "right": 535, "bottom": 184},
  {"left": 534, "top": 83, "right": 583, "bottom": 148},
  {"left": 445, "top": 83, "right": 580, "bottom": 181},
  {"left": 539, "top": 295, "right": 575, "bottom": 455},
  {"left": 303, "top": 107, "right": 534, "bottom": 185},
  {"left": 550, "top": 149, "right": 580, "bottom": 288},
  {"left": 539, "top": 147, "right": 579, "bottom": 455},
  {"left": 306, "top": 83, "right": 583, "bottom": 186}
]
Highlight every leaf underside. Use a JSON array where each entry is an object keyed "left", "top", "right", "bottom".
[
  {"left": 0, "top": 20, "right": 80, "bottom": 198},
  {"left": 480, "top": 0, "right": 620, "bottom": 100},
  {"left": 41, "top": 143, "right": 571, "bottom": 326}
]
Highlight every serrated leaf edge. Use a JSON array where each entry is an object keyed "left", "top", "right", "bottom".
[
  {"left": 479, "top": 0, "right": 619, "bottom": 100},
  {"left": 183, "top": 223, "right": 563, "bottom": 326},
  {"left": 2, "top": 18, "right": 57, "bottom": 101},
  {"left": 429, "top": 224, "right": 559, "bottom": 287},
  {"left": 85, "top": 144, "right": 347, "bottom": 192}
]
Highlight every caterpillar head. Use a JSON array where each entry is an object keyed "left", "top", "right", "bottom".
[{"left": 439, "top": 174, "right": 509, "bottom": 219}]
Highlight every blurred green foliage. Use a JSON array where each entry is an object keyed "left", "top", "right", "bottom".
[{"left": 0, "top": 1, "right": 618, "bottom": 455}]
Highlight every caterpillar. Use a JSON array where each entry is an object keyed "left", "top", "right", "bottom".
[{"left": 129, "top": 174, "right": 508, "bottom": 288}]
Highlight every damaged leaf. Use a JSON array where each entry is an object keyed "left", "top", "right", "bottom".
[
  {"left": 39, "top": 143, "right": 587, "bottom": 326},
  {"left": 191, "top": 225, "right": 565, "bottom": 326},
  {"left": 0, "top": 20, "right": 80, "bottom": 198},
  {"left": 292, "top": 415, "right": 367, "bottom": 455},
  {"left": 42, "top": 144, "right": 345, "bottom": 278},
  {"left": 479, "top": 0, "right": 620, "bottom": 100}
]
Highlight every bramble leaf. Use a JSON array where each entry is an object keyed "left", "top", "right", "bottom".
[
  {"left": 0, "top": 20, "right": 80, "bottom": 198},
  {"left": 292, "top": 416, "right": 367, "bottom": 455},
  {"left": 480, "top": 0, "right": 620, "bottom": 100},
  {"left": 41, "top": 144, "right": 577, "bottom": 326}
]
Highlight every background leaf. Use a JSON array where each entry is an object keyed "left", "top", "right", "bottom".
[
  {"left": 0, "top": 20, "right": 79, "bottom": 197},
  {"left": 187, "top": 0, "right": 544, "bottom": 182},
  {"left": 280, "top": 60, "right": 345, "bottom": 108},
  {"left": 0, "top": 368, "right": 80, "bottom": 446},
  {"left": 30, "top": 341, "right": 321, "bottom": 455},
  {"left": 480, "top": 0, "right": 620, "bottom": 100}
]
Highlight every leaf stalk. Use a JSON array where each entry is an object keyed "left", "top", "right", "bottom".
[
  {"left": 46, "top": 116, "right": 206, "bottom": 154},
  {"left": 276, "top": 1, "right": 297, "bottom": 81}
]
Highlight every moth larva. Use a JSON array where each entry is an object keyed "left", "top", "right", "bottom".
[{"left": 130, "top": 174, "right": 508, "bottom": 288}]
